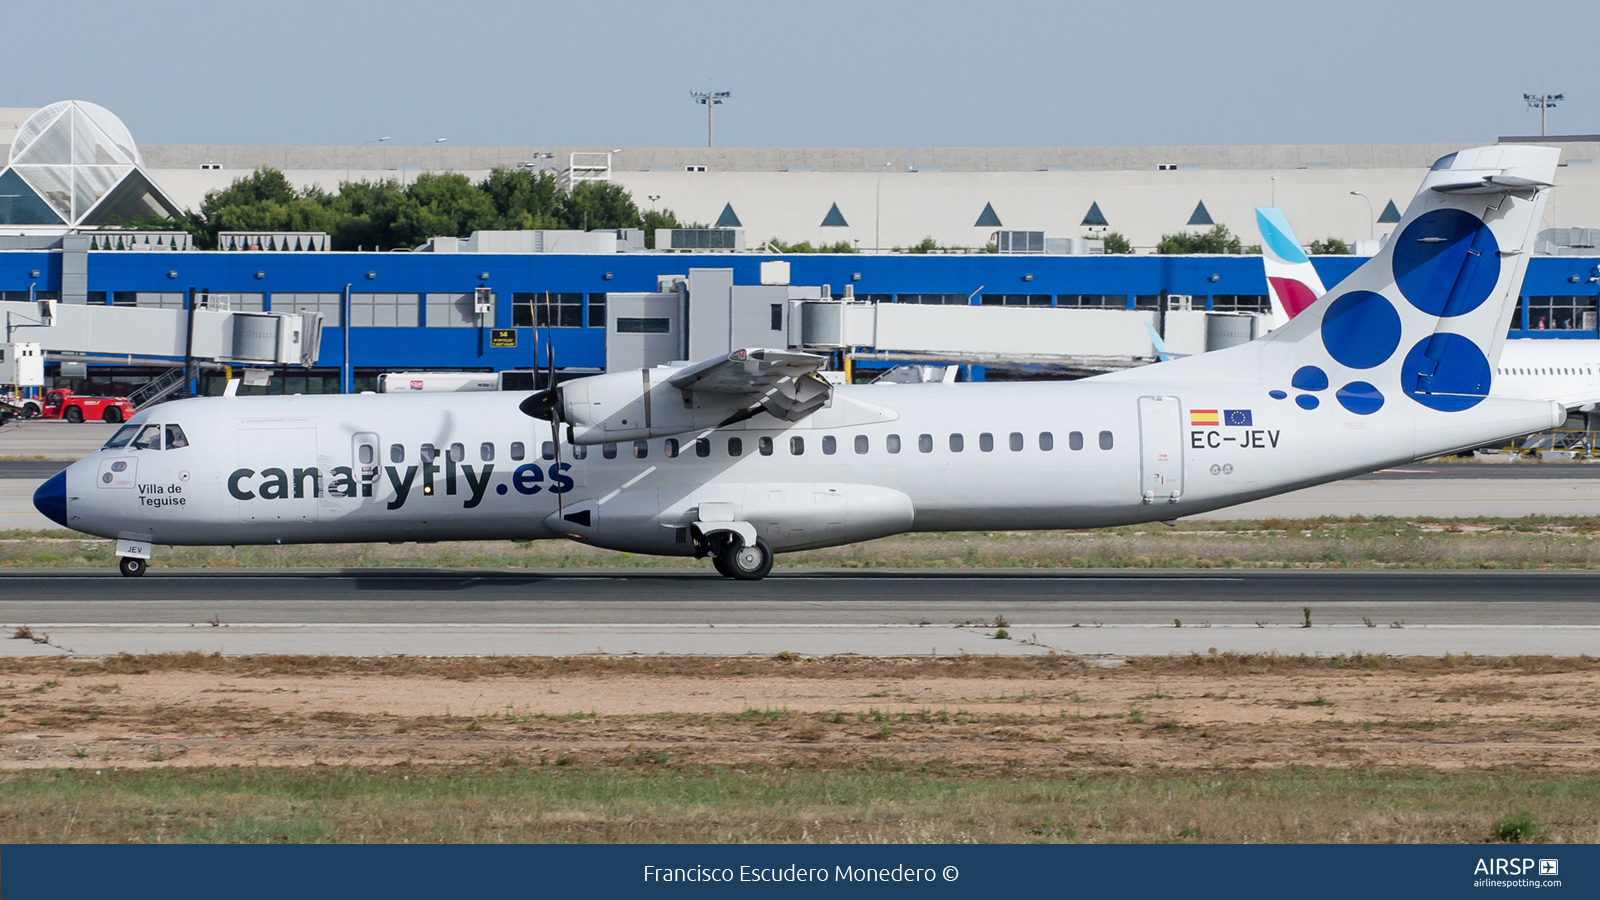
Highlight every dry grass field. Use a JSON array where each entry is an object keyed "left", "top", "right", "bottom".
[{"left": 0, "top": 653, "right": 1596, "bottom": 843}]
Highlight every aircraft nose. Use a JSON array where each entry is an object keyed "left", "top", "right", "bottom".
[{"left": 33, "top": 470, "right": 69, "bottom": 529}]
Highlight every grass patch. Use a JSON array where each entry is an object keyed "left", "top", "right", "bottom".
[{"left": 0, "top": 767, "right": 1590, "bottom": 844}]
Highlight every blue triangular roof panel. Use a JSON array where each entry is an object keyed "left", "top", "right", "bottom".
[
  {"left": 820, "top": 202, "right": 848, "bottom": 227},
  {"left": 974, "top": 202, "right": 1002, "bottom": 228},
  {"left": 1080, "top": 201, "right": 1108, "bottom": 227},
  {"left": 1377, "top": 199, "right": 1402, "bottom": 224},
  {"left": 1187, "top": 201, "right": 1213, "bottom": 226},
  {"left": 715, "top": 202, "right": 742, "bottom": 228}
]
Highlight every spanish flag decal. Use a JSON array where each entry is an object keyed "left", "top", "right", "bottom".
[{"left": 1189, "top": 409, "right": 1219, "bottom": 426}]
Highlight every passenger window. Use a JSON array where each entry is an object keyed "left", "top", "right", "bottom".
[
  {"left": 510, "top": 441, "right": 525, "bottom": 461},
  {"left": 1009, "top": 432, "right": 1023, "bottom": 452},
  {"left": 823, "top": 436, "right": 837, "bottom": 455},
  {"left": 949, "top": 433, "right": 964, "bottom": 452},
  {"left": 1069, "top": 431, "right": 1084, "bottom": 451},
  {"left": 449, "top": 443, "right": 464, "bottom": 462},
  {"left": 633, "top": 440, "right": 648, "bottom": 459},
  {"left": 165, "top": 425, "right": 190, "bottom": 449},
  {"left": 1099, "top": 430, "right": 1114, "bottom": 450},
  {"left": 571, "top": 444, "right": 587, "bottom": 460},
  {"left": 602, "top": 443, "right": 617, "bottom": 459},
  {"left": 728, "top": 437, "right": 742, "bottom": 457},
  {"left": 790, "top": 436, "right": 805, "bottom": 455},
  {"left": 391, "top": 443, "right": 405, "bottom": 463},
  {"left": 104, "top": 424, "right": 139, "bottom": 449},
  {"left": 665, "top": 439, "right": 679, "bottom": 458},
  {"left": 979, "top": 432, "right": 994, "bottom": 452},
  {"left": 919, "top": 434, "right": 932, "bottom": 453},
  {"left": 359, "top": 444, "right": 375, "bottom": 465},
  {"left": 695, "top": 438, "right": 711, "bottom": 458},
  {"left": 855, "top": 435, "right": 868, "bottom": 454},
  {"left": 1039, "top": 431, "right": 1054, "bottom": 451},
  {"left": 132, "top": 425, "right": 162, "bottom": 450},
  {"left": 887, "top": 434, "right": 901, "bottom": 454},
  {"left": 480, "top": 442, "right": 494, "bottom": 462},
  {"left": 759, "top": 436, "right": 773, "bottom": 456},
  {"left": 542, "top": 441, "right": 556, "bottom": 461},
  {"left": 421, "top": 443, "right": 437, "bottom": 463}
]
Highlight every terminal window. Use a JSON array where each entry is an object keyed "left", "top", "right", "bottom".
[
  {"left": 1524, "top": 295, "right": 1598, "bottom": 331},
  {"left": 980, "top": 294, "right": 1052, "bottom": 307},
  {"left": 1209, "top": 294, "right": 1269, "bottom": 313},
  {"left": 896, "top": 294, "right": 970, "bottom": 305},
  {"left": 1059, "top": 294, "right": 1129, "bottom": 308},
  {"left": 427, "top": 292, "right": 493, "bottom": 328},
  {"left": 276, "top": 292, "right": 344, "bottom": 326},
  {"left": 351, "top": 293, "right": 420, "bottom": 327},
  {"left": 513, "top": 292, "right": 582, "bottom": 328}
]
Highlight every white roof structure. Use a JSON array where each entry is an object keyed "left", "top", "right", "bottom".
[{"left": 0, "top": 100, "right": 182, "bottom": 229}]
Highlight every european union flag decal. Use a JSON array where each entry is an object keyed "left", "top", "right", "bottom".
[{"left": 1224, "top": 409, "right": 1253, "bottom": 426}]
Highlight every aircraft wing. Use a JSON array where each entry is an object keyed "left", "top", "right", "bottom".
[{"left": 667, "top": 348, "right": 832, "bottom": 421}]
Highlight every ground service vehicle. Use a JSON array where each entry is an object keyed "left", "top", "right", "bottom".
[{"left": 33, "top": 388, "right": 137, "bottom": 423}]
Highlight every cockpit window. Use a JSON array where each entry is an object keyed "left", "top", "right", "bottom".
[
  {"left": 103, "top": 424, "right": 140, "bottom": 449},
  {"left": 165, "top": 424, "right": 189, "bottom": 449},
  {"left": 131, "top": 425, "right": 163, "bottom": 450}
]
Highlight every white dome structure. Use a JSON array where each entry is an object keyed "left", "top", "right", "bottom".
[{"left": 0, "top": 100, "right": 182, "bottom": 228}]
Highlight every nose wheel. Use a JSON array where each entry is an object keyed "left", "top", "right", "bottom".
[
  {"left": 711, "top": 536, "right": 774, "bottom": 581},
  {"left": 118, "top": 556, "right": 147, "bottom": 577}
]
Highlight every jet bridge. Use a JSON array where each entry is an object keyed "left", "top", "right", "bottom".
[{"left": 0, "top": 294, "right": 322, "bottom": 403}]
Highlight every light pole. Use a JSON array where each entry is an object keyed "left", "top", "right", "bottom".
[
  {"left": 691, "top": 90, "right": 731, "bottom": 148},
  {"left": 1524, "top": 93, "right": 1564, "bottom": 136},
  {"left": 402, "top": 138, "right": 448, "bottom": 186},
  {"left": 346, "top": 136, "right": 390, "bottom": 185},
  {"left": 875, "top": 161, "right": 891, "bottom": 253},
  {"left": 1350, "top": 191, "right": 1374, "bottom": 240}
]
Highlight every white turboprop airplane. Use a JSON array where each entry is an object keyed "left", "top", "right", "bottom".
[
  {"left": 35, "top": 146, "right": 1569, "bottom": 579},
  {"left": 1258, "top": 205, "right": 1600, "bottom": 410}
]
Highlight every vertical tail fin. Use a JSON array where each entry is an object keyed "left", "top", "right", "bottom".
[
  {"left": 1254, "top": 146, "right": 1557, "bottom": 416},
  {"left": 1256, "top": 207, "right": 1326, "bottom": 329}
]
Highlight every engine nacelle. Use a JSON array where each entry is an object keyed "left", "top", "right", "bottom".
[{"left": 560, "top": 367, "right": 750, "bottom": 445}]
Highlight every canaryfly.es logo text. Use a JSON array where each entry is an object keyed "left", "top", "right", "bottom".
[{"left": 226, "top": 460, "right": 573, "bottom": 511}]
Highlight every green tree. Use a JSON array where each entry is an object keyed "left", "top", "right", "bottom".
[
  {"left": 388, "top": 173, "right": 498, "bottom": 249},
  {"left": 1095, "top": 231, "right": 1134, "bottom": 254},
  {"left": 1309, "top": 237, "right": 1350, "bottom": 255},
  {"left": 766, "top": 238, "right": 856, "bottom": 253},
  {"left": 1155, "top": 224, "right": 1243, "bottom": 255},
  {"left": 559, "top": 181, "right": 642, "bottom": 232},
  {"left": 191, "top": 168, "right": 341, "bottom": 249},
  {"left": 480, "top": 167, "right": 565, "bottom": 230}
]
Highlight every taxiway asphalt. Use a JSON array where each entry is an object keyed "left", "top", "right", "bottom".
[{"left": 2, "top": 568, "right": 1595, "bottom": 659}]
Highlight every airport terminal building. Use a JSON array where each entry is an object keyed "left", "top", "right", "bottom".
[{"left": 2, "top": 101, "right": 1599, "bottom": 396}]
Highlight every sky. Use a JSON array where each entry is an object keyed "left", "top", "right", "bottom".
[{"left": 6, "top": 0, "right": 1597, "bottom": 149}]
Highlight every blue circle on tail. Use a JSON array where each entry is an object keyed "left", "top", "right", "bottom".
[
  {"left": 1292, "top": 366, "right": 1328, "bottom": 391},
  {"left": 1336, "top": 381, "right": 1385, "bottom": 415},
  {"left": 1392, "top": 209, "right": 1500, "bottom": 317},
  {"left": 1399, "top": 334, "right": 1491, "bottom": 411},
  {"left": 1320, "top": 291, "right": 1402, "bottom": 369}
]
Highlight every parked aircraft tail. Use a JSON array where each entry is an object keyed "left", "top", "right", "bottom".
[{"left": 1256, "top": 206, "right": 1326, "bottom": 329}]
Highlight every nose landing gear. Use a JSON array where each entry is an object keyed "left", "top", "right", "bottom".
[{"left": 118, "top": 556, "right": 147, "bottom": 577}]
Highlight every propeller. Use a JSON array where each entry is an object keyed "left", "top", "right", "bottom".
[
  {"left": 515, "top": 293, "right": 567, "bottom": 520},
  {"left": 542, "top": 292, "right": 565, "bottom": 521}
]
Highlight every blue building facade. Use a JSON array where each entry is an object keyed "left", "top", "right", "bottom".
[{"left": 3, "top": 249, "right": 1597, "bottom": 390}]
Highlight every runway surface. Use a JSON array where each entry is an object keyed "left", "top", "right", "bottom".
[{"left": 3, "top": 568, "right": 1596, "bottom": 658}]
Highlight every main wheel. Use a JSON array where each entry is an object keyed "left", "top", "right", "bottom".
[
  {"left": 118, "top": 556, "right": 147, "bottom": 577},
  {"left": 65, "top": 407, "right": 83, "bottom": 423},
  {"left": 103, "top": 407, "right": 122, "bottom": 424},
  {"left": 724, "top": 537, "right": 774, "bottom": 581}
]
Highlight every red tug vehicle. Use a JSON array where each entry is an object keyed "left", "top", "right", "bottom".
[{"left": 26, "top": 388, "right": 137, "bottom": 423}]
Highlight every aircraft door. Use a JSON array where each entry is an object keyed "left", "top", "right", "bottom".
[
  {"left": 1137, "top": 396, "right": 1184, "bottom": 504},
  {"left": 236, "top": 419, "right": 320, "bottom": 523}
]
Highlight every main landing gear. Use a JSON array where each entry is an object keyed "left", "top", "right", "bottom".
[
  {"left": 709, "top": 535, "right": 775, "bottom": 581},
  {"left": 118, "top": 556, "right": 147, "bottom": 577}
]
